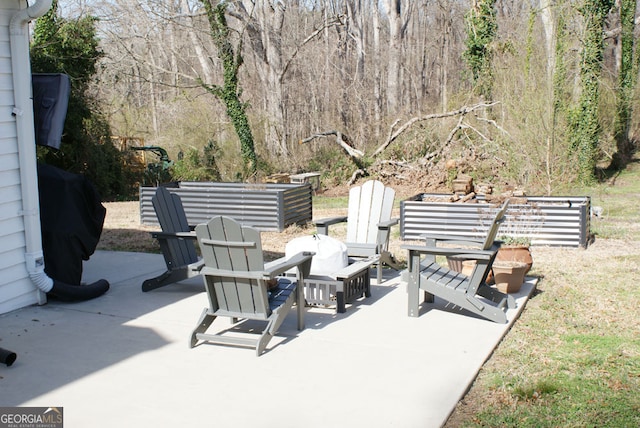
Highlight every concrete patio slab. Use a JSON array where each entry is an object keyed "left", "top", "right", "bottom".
[{"left": 0, "top": 251, "right": 536, "bottom": 428}]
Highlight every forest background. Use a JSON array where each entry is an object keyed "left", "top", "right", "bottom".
[{"left": 32, "top": 0, "right": 639, "bottom": 200}]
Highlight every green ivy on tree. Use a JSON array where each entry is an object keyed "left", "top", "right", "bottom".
[
  {"left": 200, "top": 1, "right": 257, "bottom": 179},
  {"left": 568, "top": 0, "right": 614, "bottom": 184},
  {"left": 463, "top": 0, "right": 497, "bottom": 98},
  {"left": 31, "top": 0, "right": 128, "bottom": 200},
  {"left": 611, "top": 0, "right": 638, "bottom": 169},
  {"left": 550, "top": 8, "right": 569, "bottom": 175}
]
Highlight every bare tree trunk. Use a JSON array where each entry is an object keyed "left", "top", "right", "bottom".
[
  {"left": 385, "top": 0, "right": 403, "bottom": 114},
  {"left": 180, "top": 0, "right": 215, "bottom": 82},
  {"left": 539, "top": 0, "right": 555, "bottom": 84},
  {"left": 438, "top": 1, "right": 451, "bottom": 111},
  {"left": 324, "top": 2, "right": 331, "bottom": 123},
  {"left": 346, "top": 0, "right": 365, "bottom": 84},
  {"left": 373, "top": 3, "right": 382, "bottom": 136},
  {"left": 611, "top": 0, "right": 638, "bottom": 168},
  {"left": 235, "top": 0, "right": 289, "bottom": 158},
  {"left": 146, "top": 41, "right": 159, "bottom": 135}
]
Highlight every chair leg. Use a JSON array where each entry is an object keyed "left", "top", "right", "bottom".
[
  {"left": 477, "top": 284, "right": 516, "bottom": 309},
  {"left": 142, "top": 268, "right": 189, "bottom": 292},
  {"left": 364, "top": 269, "right": 371, "bottom": 298},
  {"left": 377, "top": 251, "right": 402, "bottom": 284},
  {"left": 407, "top": 280, "right": 421, "bottom": 318},
  {"left": 256, "top": 330, "right": 274, "bottom": 356},
  {"left": 142, "top": 271, "right": 172, "bottom": 292},
  {"left": 424, "top": 291, "right": 434, "bottom": 303},
  {"left": 190, "top": 308, "right": 216, "bottom": 348},
  {"left": 336, "top": 291, "right": 346, "bottom": 313}
]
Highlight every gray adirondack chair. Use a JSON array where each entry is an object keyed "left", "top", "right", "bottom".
[
  {"left": 142, "top": 186, "right": 203, "bottom": 292},
  {"left": 315, "top": 180, "right": 401, "bottom": 283},
  {"left": 401, "top": 201, "right": 516, "bottom": 323},
  {"left": 190, "top": 216, "right": 313, "bottom": 356}
]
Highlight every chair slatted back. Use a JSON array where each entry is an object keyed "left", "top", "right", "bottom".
[
  {"left": 152, "top": 187, "right": 198, "bottom": 267},
  {"left": 481, "top": 200, "right": 510, "bottom": 250},
  {"left": 346, "top": 180, "right": 395, "bottom": 245},
  {"left": 196, "top": 216, "right": 270, "bottom": 319}
]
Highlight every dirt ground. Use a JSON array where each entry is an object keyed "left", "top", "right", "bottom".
[
  {"left": 97, "top": 183, "right": 418, "bottom": 259},
  {"left": 97, "top": 196, "right": 616, "bottom": 265},
  {"left": 97, "top": 198, "right": 404, "bottom": 261}
]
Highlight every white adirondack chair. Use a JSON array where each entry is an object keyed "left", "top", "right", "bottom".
[{"left": 315, "top": 180, "right": 401, "bottom": 283}]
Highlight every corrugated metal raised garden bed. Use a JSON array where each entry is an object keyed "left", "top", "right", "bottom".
[
  {"left": 140, "top": 182, "right": 312, "bottom": 232},
  {"left": 400, "top": 194, "right": 591, "bottom": 248}
]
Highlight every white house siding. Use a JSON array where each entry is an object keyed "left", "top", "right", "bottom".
[{"left": 0, "top": 1, "right": 40, "bottom": 314}]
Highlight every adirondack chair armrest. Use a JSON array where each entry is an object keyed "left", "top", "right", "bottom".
[
  {"left": 200, "top": 252, "right": 312, "bottom": 279},
  {"left": 377, "top": 217, "right": 399, "bottom": 230},
  {"left": 374, "top": 217, "right": 399, "bottom": 250},
  {"left": 190, "top": 259, "right": 205, "bottom": 272},
  {"left": 150, "top": 230, "right": 198, "bottom": 240},
  {"left": 419, "top": 233, "right": 486, "bottom": 248},
  {"left": 330, "top": 256, "right": 379, "bottom": 280},
  {"left": 401, "top": 244, "right": 495, "bottom": 261},
  {"left": 314, "top": 216, "right": 348, "bottom": 235},
  {"left": 263, "top": 252, "right": 315, "bottom": 277}
]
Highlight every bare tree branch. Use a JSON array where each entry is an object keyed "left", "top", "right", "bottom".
[
  {"left": 373, "top": 101, "right": 499, "bottom": 157},
  {"left": 280, "top": 16, "right": 344, "bottom": 83}
]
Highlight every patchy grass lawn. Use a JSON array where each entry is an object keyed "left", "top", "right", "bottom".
[{"left": 444, "top": 162, "right": 640, "bottom": 427}]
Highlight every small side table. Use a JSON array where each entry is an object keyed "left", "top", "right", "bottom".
[{"left": 299, "top": 256, "right": 379, "bottom": 313}]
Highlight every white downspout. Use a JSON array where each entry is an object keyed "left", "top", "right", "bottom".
[{"left": 10, "top": 0, "right": 54, "bottom": 302}]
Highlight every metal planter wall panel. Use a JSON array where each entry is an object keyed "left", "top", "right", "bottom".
[
  {"left": 401, "top": 195, "right": 591, "bottom": 248},
  {"left": 140, "top": 182, "right": 312, "bottom": 232}
]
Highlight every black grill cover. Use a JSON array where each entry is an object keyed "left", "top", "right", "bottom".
[{"left": 37, "top": 163, "right": 106, "bottom": 285}]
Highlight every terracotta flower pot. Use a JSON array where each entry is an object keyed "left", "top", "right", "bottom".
[
  {"left": 492, "top": 260, "right": 527, "bottom": 293},
  {"left": 447, "top": 256, "right": 465, "bottom": 272},
  {"left": 460, "top": 260, "right": 494, "bottom": 284},
  {"left": 461, "top": 260, "right": 476, "bottom": 277},
  {"left": 495, "top": 245, "right": 533, "bottom": 274}
]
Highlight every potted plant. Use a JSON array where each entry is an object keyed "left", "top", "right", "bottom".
[
  {"left": 495, "top": 235, "right": 533, "bottom": 274},
  {"left": 491, "top": 260, "right": 528, "bottom": 293},
  {"left": 494, "top": 203, "right": 544, "bottom": 273}
]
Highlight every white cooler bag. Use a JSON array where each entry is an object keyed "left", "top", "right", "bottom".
[{"left": 285, "top": 234, "right": 348, "bottom": 276}]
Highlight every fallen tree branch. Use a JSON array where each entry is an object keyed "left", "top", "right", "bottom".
[
  {"left": 443, "top": 114, "right": 467, "bottom": 148},
  {"left": 348, "top": 169, "right": 366, "bottom": 185},
  {"left": 373, "top": 101, "right": 499, "bottom": 157},
  {"left": 475, "top": 116, "right": 511, "bottom": 138},
  {"left": 460, "top": 121, "right": 493, "bottom": 145},
  {"left": 378, "top": 159, "right": 416, "bottom": 169},
  {"left": 458, "top": 192, "right": 476, "bottom": 203},
  {"left": 386, "top": 118, "right": 401, "bottom": 145},
  {"left": 300, "top": 130, "right": 364, "bottom": 160}
]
